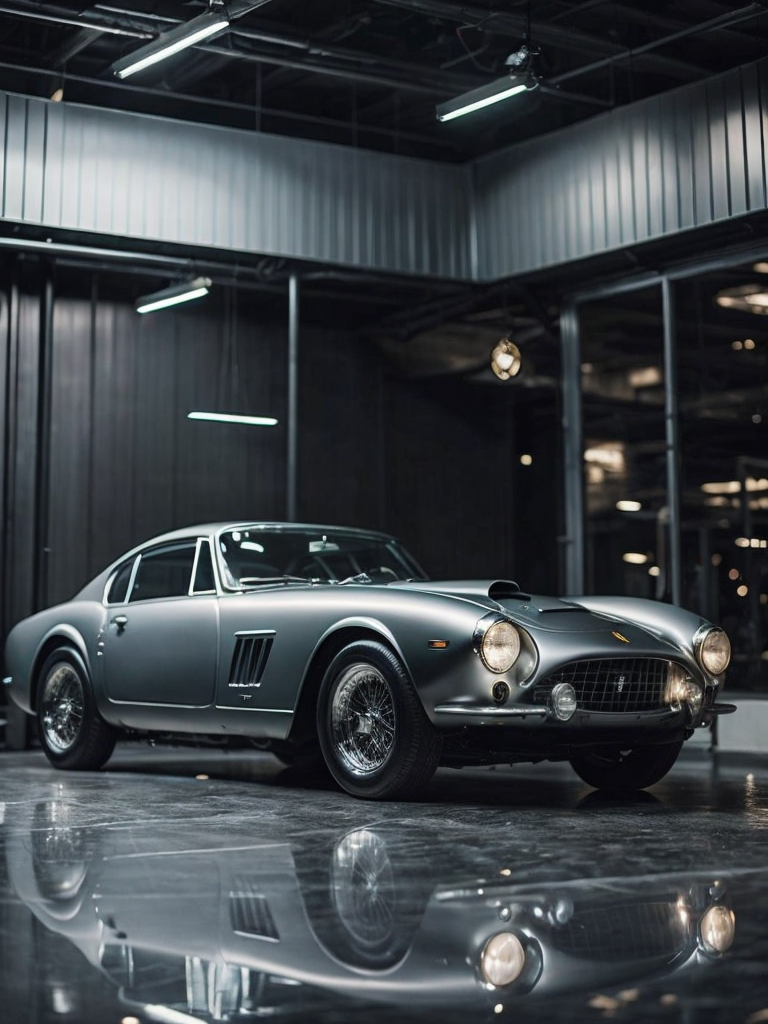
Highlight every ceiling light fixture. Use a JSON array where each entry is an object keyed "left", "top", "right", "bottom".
[
  {"left": 135, "top": 277, "right": 212, "bottom": 314},
  {"left": 188, "top": 412, "right": 278, "bottom": 427},
  {"left": 111, "top": 9, "right": 230, "bottom": 79},
  {"left": 490, "top": 337, "right": 522, "bottom": 380},
  {"left": 436, "top": 73, "right": 537, "bottom": 122}
]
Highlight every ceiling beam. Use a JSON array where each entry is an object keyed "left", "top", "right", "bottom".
[{"left": 371, "top": 0, "right": 707, "bottom": 80}]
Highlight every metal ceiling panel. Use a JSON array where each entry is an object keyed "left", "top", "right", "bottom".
[
  {"left": 0, "top": 91, "right": 473, "bottom": 280},
  {"left": 474, "top": 59, "right": 768, "bottom": 280}
]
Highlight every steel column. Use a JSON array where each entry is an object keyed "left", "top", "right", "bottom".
[
  {"left": 662, "top": 276, "right": 682, "bottom": 606},
  {"left": 560, "top": 301, "right": 584, "bottom": 594},
  {"left": 34, "top": 267, "right": 54, "bottom": 611},
  {"left": 287, "top": 273, "right": 299, "bottom": 522}
]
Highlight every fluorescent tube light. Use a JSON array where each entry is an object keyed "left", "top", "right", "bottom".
[
  {"left": 135, "top": 277, "right": 212, "bottom": 314},
  {"left": 112, "top": 10, "right": 229, "bottom": 79},
  {"left": 436, "top": 75, "right": 534, "bottom": 122},
  {"left": 188, "top": 412, "right": 279, "bottom": 427}
]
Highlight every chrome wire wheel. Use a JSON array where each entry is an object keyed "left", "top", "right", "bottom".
[
  {"left": 330, "top": 662, "right": 396, "bottom": 776},
  {"left": 331, "top": 829, "right": 396, "bottom": 949},
  {"left": 40, "top": 664, "right": 85, "bottom": 753}
]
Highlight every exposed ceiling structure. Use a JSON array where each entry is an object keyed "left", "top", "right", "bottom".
[
  {"left": 0, "top": 0, "right": 767, "bottom": 163},
  {"left": 2, "top": 0, "right": 768, "bottom": 395}
]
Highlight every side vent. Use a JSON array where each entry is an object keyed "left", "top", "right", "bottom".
[
  {"left": 229, "top": 877, "right": 279, "bottom": 941},
  {"left": 229, "top": 636, "right": 273, "bottom": 688}
]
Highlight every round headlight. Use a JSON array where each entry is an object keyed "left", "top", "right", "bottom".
[
  {"left": 697, "top": 627, "right": 731, "bottom": 676},
  {"left": 480, "top": 932, "right": 526, "bottom": 987},
  {"left": 699, "top": 905, "right": 736, "bottom": 954},
  {"left": 479, "top": 621, "right": 521, "bottom": 673}
]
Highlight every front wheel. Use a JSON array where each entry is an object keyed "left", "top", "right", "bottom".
[
  {"left": 569, "top": 739, "right": 684, "bottom": 794},
  {"left": 36, "top": 647, "right": 116, "bottom": 770},
  {"left": 317, "top": 640, "right": 441, "bottom": 800}
]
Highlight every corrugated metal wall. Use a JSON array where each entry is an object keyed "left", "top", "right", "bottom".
[
  {"left": 474, "top": 59, "right": 768, "bottom": 280},
  {"left": 0, "top": 92, "right": 473, "bottom": 280},
  {"left": 2, "top": 58, "right": 768, "bottom": 283}
]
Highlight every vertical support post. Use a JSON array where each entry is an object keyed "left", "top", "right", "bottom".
[
  {"left": 662, "top": 276, "right": 682, "bottom": 606},
  {"left": 34, "top": 266, "right": 54, "bottom": 611},
  {"left": 287, "top": 272, "right": 299, "bottom": 522},
  {"left": 560, "top": 300, "right": 584, "bottom": 594}
]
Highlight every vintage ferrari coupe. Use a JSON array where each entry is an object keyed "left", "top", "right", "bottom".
[{"left": 3, "top": 522, "right": 735, "bottom": 799}]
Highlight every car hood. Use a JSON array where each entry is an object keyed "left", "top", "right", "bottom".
[{"left": 394, "top": 580, "right": 652, "bottom": 635}]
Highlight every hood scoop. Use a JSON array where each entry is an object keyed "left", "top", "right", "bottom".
[{"left": 488, "top": 580, "right": 529, "bottom": 601}]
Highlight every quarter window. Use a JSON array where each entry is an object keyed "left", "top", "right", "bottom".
[
  {"left": 106, "top": 558, "right": 136, "bottom": 605},
  {"left": 192, "top": 540, "right": 216, "bottom": 593},
  {"left": 129, "top": 543, "right": 198, "bottom": 602}
]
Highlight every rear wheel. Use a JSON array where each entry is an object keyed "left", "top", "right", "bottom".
[
  {"left": 569, "top": 739, "right": 684, "bottom": 793},
  {"left": 317, "top": 640, "right": 441, "bottom": 800},
  {"left": 36, "top": 647, "right": 116, "bottom": 770}
]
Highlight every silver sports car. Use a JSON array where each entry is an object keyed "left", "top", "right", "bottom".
[{"left": 2, "top": 521, "right": 735, "bottom": 799}]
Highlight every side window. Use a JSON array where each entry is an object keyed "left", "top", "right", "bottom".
[
  {"left": 192, "top": 540, "right": 216, "bottom": 594},
  {"left": 129, "top": 543, "right": 197, "bottom": 603},
  {"left": 106, "top": 558, "right": 136, "bottom": 605}
]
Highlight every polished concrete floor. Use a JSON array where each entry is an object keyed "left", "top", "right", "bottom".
[{"left": 1, "top": 743, "right": 767, "bottom": 1024}]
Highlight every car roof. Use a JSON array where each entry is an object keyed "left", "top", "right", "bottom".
[{"left": 143, "top": 522, "right": 397, "bottom": 547}]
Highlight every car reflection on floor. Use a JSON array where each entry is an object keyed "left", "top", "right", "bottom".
[{"left": 6, "top": 800, "right": 736, "bottom": 1022}]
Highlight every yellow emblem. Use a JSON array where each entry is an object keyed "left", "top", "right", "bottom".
[{"left": 612, "top": 631, "right": 630, "bottom": 643}]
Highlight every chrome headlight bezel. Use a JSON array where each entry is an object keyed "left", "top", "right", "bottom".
[
  {"left": 474, "top": 616, "right": 521, "bottom": 673},
  {"left": 695, "top": 626, "right": 731, "bottom": 676}
]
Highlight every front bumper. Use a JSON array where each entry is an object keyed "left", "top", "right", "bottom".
[{"left": 434, "top": 701, "right": 736, "bottom": 766}]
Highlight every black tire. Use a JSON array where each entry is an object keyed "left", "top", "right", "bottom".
[
  {"left": 316, "top": 640, "right": 441, "bottom": 800},
  {"left": 569, "top": 739, "right": 684, "bottom": 794},
  {"left": 36, "top": 646, "right": 116, "bottom": 770}
]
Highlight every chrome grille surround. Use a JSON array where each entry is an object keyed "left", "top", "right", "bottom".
[{"left": 533, "top": 658, "right": 675, "bottom": 712}]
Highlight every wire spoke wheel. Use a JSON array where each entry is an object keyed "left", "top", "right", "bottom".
[
  {"left": 40, "top": 664, "right": 85, "bottom": 753},
  {"left": 35, "top": 647, "right": 116, "bottom": 771},
  {"left": 331, "top": 663, "right": 396, "bottom": 776},
  {"left": 317, "top": 640, "right": 442, "bottom": 800}
]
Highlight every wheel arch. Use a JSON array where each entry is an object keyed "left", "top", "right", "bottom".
[
  {"left": 29, "top": 628, "right": 91, "bottom": 712},
  {"left": 286, "top": 619, "right": 414, "bottom": 747}
]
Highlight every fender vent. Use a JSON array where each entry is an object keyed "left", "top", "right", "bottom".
[
  {"left": 229, "top": 878, "right": 279, "bottom": 941},
  {"left": 229, "top": 636, "right": 273, "bottom": 688}
]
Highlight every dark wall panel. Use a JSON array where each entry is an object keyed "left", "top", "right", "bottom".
[
  {"left": 383, "top": 381, "right": 516, "bottom": 580},
  {"left": 3, "top": 268, "right": 543, "bottom": 652},
  {"left": 44, "top": 279, "right": 288, "bottom": 606},
  {"left": 298, "top": 329, "right": 385, "bottom": 532}
]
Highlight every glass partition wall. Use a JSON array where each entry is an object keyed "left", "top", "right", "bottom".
[{"left": 565, "top": 258, "right": 768, "bottom": 693}]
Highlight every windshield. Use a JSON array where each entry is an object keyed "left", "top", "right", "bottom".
[{"left": 217, "top": 527, "right": 425, "bottom": 587}]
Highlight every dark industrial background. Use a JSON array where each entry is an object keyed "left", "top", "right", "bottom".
[{"left": 2, "top": 0, "right": 768, "bottom": 720}]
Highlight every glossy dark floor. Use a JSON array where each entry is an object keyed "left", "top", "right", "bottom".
[{"left": 1, "top": 744, "right": 767, "bottom": 1024}]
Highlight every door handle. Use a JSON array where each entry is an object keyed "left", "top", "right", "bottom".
[{"left": 110, "top": 615, "right": 128, "bottom": 634}]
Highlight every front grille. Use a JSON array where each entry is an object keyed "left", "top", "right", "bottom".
[
  {"left": 551, "top": 898, "right": 687, "bottom": 961},
  {"left": 534, "top": 658, "right": 671, "bottom": 712}
]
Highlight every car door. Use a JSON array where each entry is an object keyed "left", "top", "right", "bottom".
[{"left": 101, "top": 538, "right": 218, "bottom": 706}]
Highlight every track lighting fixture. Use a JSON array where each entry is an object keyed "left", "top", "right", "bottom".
[
  {"left": 111, "top": 9, "right": 230, "bottom": 79},
  {"left": 135, "top": 277, "right": 212, "bottom": 314}
]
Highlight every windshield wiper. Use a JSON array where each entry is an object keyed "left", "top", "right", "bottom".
[{"left": 238, "top": 575, "right": 320, "bottom": 587}]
